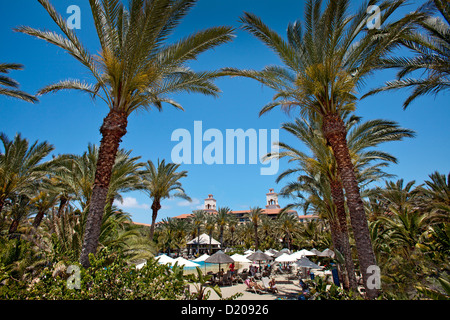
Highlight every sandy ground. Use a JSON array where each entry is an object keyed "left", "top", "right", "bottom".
[{"left": 188, "top": 273, "right": 304, "bottom": 300}]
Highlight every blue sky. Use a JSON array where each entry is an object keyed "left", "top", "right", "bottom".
[{"left": 1, "top": 0, "right": 449, "bottom": 224}]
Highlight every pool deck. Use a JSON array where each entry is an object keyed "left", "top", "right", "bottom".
[{"left": 188, "top": 273, "right": 305, "bottom": 300}]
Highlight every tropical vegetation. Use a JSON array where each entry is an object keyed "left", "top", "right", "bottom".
[{"left": 0, "top": 0, "right": 448, "bottom": 301}]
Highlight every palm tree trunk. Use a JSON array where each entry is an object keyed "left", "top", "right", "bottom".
[
  {"left": 149, "top": 200, "right": 161, "bottom": 241},
  {"left": 57, "top": 196, "right": 68, "bottom": 217},
  {"left": 8, "top": 219, "right": 19, "bottom": 235},
  {"left": 323, "top": 114, "right": 378, "bottom": 299},
  {"left": 219, "top": 226, "right": 224, "bottom": 248},
  {"left": 330, "top": 178, "right": 358, "bottom": 291},
  {"left": 253, "top": 223, "right": 259, "bottom": 250},
  {"left": 79, "top": 110, "right": 127, "bottom": 268},
  {"left": 197, "top": 227, "right": 201, "bottom": 255},
  {"left": 209, "top": 231, "right": 212, "bottom": 254},
  {"left": 286, "top": 232, "right": 291, "bottom": 251},
  {"left": 32, "top": 210, "right": 45, "bottom": 228},
  {"left": 328, "top": 217, "right": 348, "bottom": 288}
]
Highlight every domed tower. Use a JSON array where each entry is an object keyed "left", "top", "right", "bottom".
[
  {"left": 204, "top": 194, "right": 217, "bottom": 213},
  {"left": 265, "top": 188, "right": 280, "bottom": 209}
]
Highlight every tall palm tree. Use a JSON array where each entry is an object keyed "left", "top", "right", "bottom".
[
  {"left": 271, "top": 115, "right": 413, "bottom": 290},
  {"left": 222, "top": 0, "right": 413, "bottom": 298},
  {"left": 247, "top": 207, "right": 263, "bottom": 250},
  {"left": 16, "top": 0, "right": 234, "bottom": 267},
  {"left": 0, "top": 63, "right": 37, "bottom": 103},
  {"left": 364, "top": 0, "right": 450, "bottom": 108},
  {"left": 140, "top": 159, "right": 190, "bottom": 240}
]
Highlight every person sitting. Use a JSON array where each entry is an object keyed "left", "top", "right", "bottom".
[
  {"left": 248, "top": 277, "right": 264, "bottom": 291},
  {"left": 269, "top": 277, "right": 278, "bottom": 293},
  {"left": 249, "top": 266, "right": 256, "bottom": 277}
]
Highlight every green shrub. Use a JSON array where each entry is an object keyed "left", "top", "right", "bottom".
[{"left": 25, "top": 249, "right": 187, "bottom": 300}]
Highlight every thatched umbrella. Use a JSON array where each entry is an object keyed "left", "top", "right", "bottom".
[
  {"left": 205, "top": 250, "right": 234, "bottom": 272},
  {"left": 247, "top": 250, "right": 273, "bottom": 270},
  {"left": 295, "top": 257, "right": 321, "bottom": 269},
  {"left": 320, "top": 248, "right": 335, "bottom": 258},
  {"left": 273, "top": 248, "right": 290, "bottom": 258}
]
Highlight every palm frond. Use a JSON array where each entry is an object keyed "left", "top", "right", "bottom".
[
  {"left": 0, "top": 88, "right": 38, "bottom": 103},
  {"left": 37, "top": 79, "right": 104, "bottom": 101}
]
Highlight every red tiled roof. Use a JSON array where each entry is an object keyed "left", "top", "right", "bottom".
[
  {"left": 230, "top": 209, "right": 295, "bottom": 215},
  {"left": 298, "top": 215, "right": 319, "bottom": 219},
  {"left": 131, "top": 221, "right": 152, "bottom": 227},
  {"left": 170, "top": 209, "right": 318, "bottom": 220},
  {"left": 174, "top": 213, "right": 194, "bottom": 219}
]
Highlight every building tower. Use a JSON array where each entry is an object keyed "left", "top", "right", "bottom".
[
  {"left": 204, "top": 194, "right": 217, "bottom": 213},
  {"left": 265, "top": 188, "right": 280, "bottom": 209}
]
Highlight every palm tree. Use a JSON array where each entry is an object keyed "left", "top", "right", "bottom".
[
  {"left": 226, "top": 215, "right": 238, "bottom": 248},
  {"left": 378, "top": 206, "right": 429, "bottom": 256},
  {"left": 259, "top": 214, "right": 275, "bottom": 249},
  {"left": 107, "top": 148, "right": 144, "bottom": 207},
  {"left": 215, "top": 206, "right": 231, "bottom": 248},
  {"left": 377, "top": 179, "right": 420, "bottom": 213},
  {"left": 141, "top": 159, "right": 190, "bottom": 240},
  {"left": 420, "top": 171, "right": 450, "bottom": 222},
  {"left": 247, "top": 207, "right": 263, "bottom": 250},
  {"left": 0, "top": 133, "right": 55, "bottom": 215},
  {"left": 296, "top": 219, "right": 330, "bottom": 250},
  {"left": 155, "top": 217, "right": 177, "bottom": 255},
  {"left": 16, "top": 0, "right": 234, "bottom": 267},
  {"left": 0, "top": 63, "right": 37, "bottom": 103},
  {"left": 364, "top": 0, "right": 450, "bottom": 108},
  {"left": 223, "top": 0, "right": 413, "bottom": 298},
  {"left": 277, "top": 212, "right": 299, "bottom": 251},
  {"left": 31, "top": 191, "right": 59, "bottom": 228},
  {"left": 52, "top": 145, "right": 143, "bottom": 213},
  {"left": 190, "top": 210, "right": 206, "bottom": 255},
  {"left": 271, "top": 115, "right": 413, "bottom": 290},
  {"left": 7, "top": 194, "right": 32, "bottom": 235},
  {"left": 204, "top": 214, "right": 215, "bottom": 254}
]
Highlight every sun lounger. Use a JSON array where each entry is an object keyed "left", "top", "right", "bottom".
[
  {"left": 275, "top": 266, "right": 289, "bottom": 275},
  {"left": 261, "top": 277, "right": 271, "bottom": 291},
  {"left": 221, "top": 271, "right": 232, "bottom": 286},
  {"left": 261, "top": 277, "right": 278, "bottom": 293},
  {"left": 244, "top": 278, "right": 264, "bottom": 294}
]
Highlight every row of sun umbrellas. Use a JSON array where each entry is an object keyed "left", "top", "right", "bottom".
[{"left": 139, "top": 247, "right": 334, "bottom": 271}]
